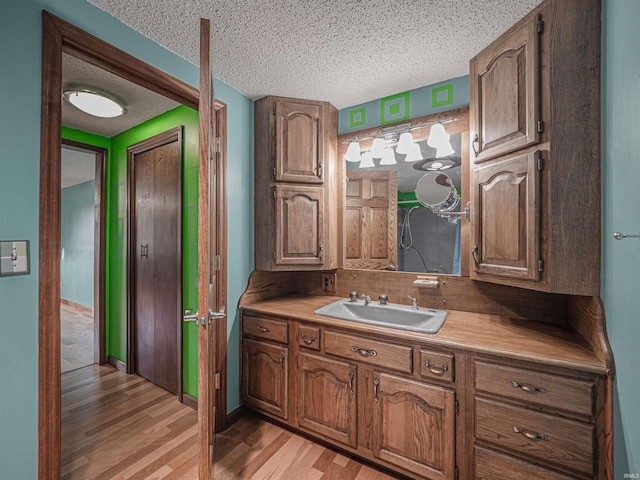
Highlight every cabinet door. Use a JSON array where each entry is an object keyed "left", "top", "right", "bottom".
[
  {"left": 470, "top": 13, "right": 540, "bottom": 163},
  {"left": 372, "top": 372, "right": 455, "bottom": 480},
  {"left": 242, "top": 339, "right": 287, "bottom": 420},
  {"left": 345, "top": 170, "right": 398, "bottom": 270},
  {"left": 297, "top": 352, "right": 357, "bottom": 447},
  {"left": 472, "top": 151, "right": 540, "bottom": 281},
  {"left": 274, "top": 185, "right": 324, "bottom": 266},
  {"left": 275, "top": 100, "right": 323, "bottom": 183}
]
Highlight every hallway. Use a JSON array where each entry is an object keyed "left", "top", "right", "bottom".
[{"left": 61, "top": 365, "right": 402, "bottom": 479}]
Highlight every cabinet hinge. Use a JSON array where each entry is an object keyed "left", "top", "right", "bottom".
[
  {"left": 538, "top": 259, "right": 544, "bottom": 272},
  {"left": 455, "top": 466, "right": 459, "bottom": 480},
  {"left": 273, "top": 167, "right": 277, "bottom": 178},
  {"left": 215, "top": 254, "right": 221, "bottom": 271},
  {"left": 454, "top": 396, "right": 459, "bottom": 414},
  {"left": 537, "top": 120, "right": 544, "bottom": 133},
  {"left": 536, "top": 151, "right": 544, "bottom": 171},
  {"left": 273, "top": 188, "right": 277, "bottom": 199},
  {"left": 273, "top": 251, "right": 276, "bottom": 260},
  {"left": 214, "top": 372, "right": 221, "bottom": 390},
  {"left": 537, "top": 18, "right": 544, "bottom": 34},
  {"left": 215, "top": 137, "right": 221, "bottom": 153}
]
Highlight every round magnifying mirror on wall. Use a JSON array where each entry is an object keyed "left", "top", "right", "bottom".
[{"left": 415, "top": 172, "right": 460, "bottom": 212}]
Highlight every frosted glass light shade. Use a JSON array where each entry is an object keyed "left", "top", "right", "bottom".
[
  {"left": 344, "top": 141, "right": 362, "bottom": 162},
  {"left": 427, "top": 123, "right": 449, "bottom": 148},
  {"left": 436, "top": 142, "right": 455, "bottom": 158},
  {"left": 395, "top": 132, "right": 414, "bottom": 154},
  {"left": 380, "top": 147, "right": 397, "bottom": 165},
  {"left": 359, "top": 151, "right": 375, "bottom": 168},
  {"left": 370, "top": 138, "right": 385, "bottom": 158},
  {"left": 405, "top": 142, "right": 423, "bottom": 162},
  {"left": 63, "top": 89, "right": 126, "bottom": 118}
]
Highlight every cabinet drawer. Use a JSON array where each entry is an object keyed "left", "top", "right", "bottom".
[
  {"left": 475, "top": 397, "right": 594, "bottom": 476},
  {"left": 243, "top": 314, "right": 288, "bottom": 344},
  {"left": 324, "top": 330, "right": 412, "bottom": 374},
  {"left": 419, "top": 348, "right": 454, "bottom": 382},
  {"left": 475, "top": 361, "right": 594, "bottom": 416},
  {"left": 475, "top": 446, "right": 576, "bottom": 480},
  {"left": 298, "top": 324, "right": 320, "bottom": 350}
]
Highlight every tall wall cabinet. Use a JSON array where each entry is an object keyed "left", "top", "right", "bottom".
[
  {"left": 254, "top": 96, "right": 338, "bottom": 271},
  {"left": 469, "top": 0, "right": 601, "bottom": 295}
]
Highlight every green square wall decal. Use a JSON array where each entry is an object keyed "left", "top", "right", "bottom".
[
  {"left": 349, "top": 107, "right": 366, "bottom": 128},
  {"left": 432, "top": 84, "right": 454, "bottom": 107},
  {"left": 381, "top": 92, "right": 410, "bottom": 125}
]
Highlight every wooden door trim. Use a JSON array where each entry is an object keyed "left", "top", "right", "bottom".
[
  {"left": 61, "top": 138, "right": 107, "bottom": 365},
  {"left": 126, "top": 126, "right": 184, "bottom": 400},
  {"left": 40, "top": 12, "right": 228, "bottom": 480}
]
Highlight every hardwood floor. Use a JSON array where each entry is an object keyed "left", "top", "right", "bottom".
[
  {"left": 61, "top": 303, "right": 94, "bottom": 373},
  {"left": 61, "top": 365, "right": 403, "bottom": 479}
]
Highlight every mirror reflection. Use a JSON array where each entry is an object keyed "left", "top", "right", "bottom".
[{"left": 344, "top": 131, "right": 463, "bottom": 275}]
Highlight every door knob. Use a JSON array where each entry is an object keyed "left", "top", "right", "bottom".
[{"left": 183, "top": 309, "right": 205, "bottom": 326}]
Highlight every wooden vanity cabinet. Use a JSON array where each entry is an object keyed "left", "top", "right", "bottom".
[
  {"left": 254, "top": 96, "right": 338, "bottom": 271},
  {"left": 472, "top": 358, "right": 602, "bottom": 479},
  {"left": 469, "top": 0, "right": 601, "bottom": 295}
]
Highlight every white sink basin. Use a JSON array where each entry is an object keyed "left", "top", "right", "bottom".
[{"left": 314, "top": 299, "right": 447, "bottom": 334}]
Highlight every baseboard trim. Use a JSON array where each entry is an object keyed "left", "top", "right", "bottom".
[
  {"left": 61, "top": 298, "right": 94, "bottom": 315},
  {"left": 182, "top": 393, "right": 198, "bottom": 411},
  {"left": 107, "top": 355, "right": 127, "bottom": 373}
]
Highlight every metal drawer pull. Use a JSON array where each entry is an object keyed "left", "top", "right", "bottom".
[
  {"left": 349, "top": 371, "right": 355, "bottom": 394},
  {"left": 374, "top": 378, "right": 380, "bottom": 402},
  {"left": 472, "top": 133, "right": 479, "bottom": 156},
  {"left": 280, "top": 352, "right": 285, "bottom": 371},
  {"left": 512, "top": 426, "right": 550, "bottom": 441},
  {"left": 301, "top": 333, "right": 316, "bottom": 345},
  {"left": 256, "top": 326, "right": 271, "bottom": 333},
  {"left": 352, "top": 346, "right": 377, "bottom": 357},
  {"left": 510, "top": 381, "right": 546, "bottom": 393},
  {"left": 424, "top": 360, "right": 449, "bottom": 376}
]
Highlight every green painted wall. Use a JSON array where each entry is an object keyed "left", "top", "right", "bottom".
[
  {"left": 602, "top": 0, "right": 640, "bottom": 476},
  {"left": 61, "top": 180, "right": 95, "bottom": 308},
  {"left": 108, "top": 105, "right": 201, "bottom": 396},
  {"left": 0, "top": 2, "right": 253, "bottom": 478}
]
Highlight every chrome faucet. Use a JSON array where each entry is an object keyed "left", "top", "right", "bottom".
[
  {"left": 361, "top": 293, "right": 372, "bottom": 305},
  {"left": 378, "top": 294, "right": 389, "bottom": 305},
  {"left": 408, "top": 295, "right": 419, "bottom": 310},
  {"left": 349, "top": 291, "right": 359, "bottom": 302}
]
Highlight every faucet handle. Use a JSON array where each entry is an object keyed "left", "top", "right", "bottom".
[
  {"left": 408, "top": 295, "right": 418, "bottom": 310},
  {"left": 349, "top": 291, "right": 359, "bottom": 302},
  {"left": 378, "top": 294, "right": 388, "bottom": 305}
]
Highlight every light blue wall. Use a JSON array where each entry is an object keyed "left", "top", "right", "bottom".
[
  {"left": 602, "top": 1, "right": 640, "bottom": 476},
  {"left": 61, "top": 180, "right": 95, "bottom": 308},
  {"left": 0, "top": 2, "right": 253, "bottom": 478}
]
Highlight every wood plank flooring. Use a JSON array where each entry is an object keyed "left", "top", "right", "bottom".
[
  {"left": 61, "top": 365, "right": 403, "bottom": 479},
  {"left": 61, "top": 303, "right": 94, "bottom": 373}
]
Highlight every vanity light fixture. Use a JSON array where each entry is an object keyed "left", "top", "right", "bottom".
[
  {"left": 379, "top": 147, "right": 397, "bottom": 165},
  {"left": 343, "top": 117, "right": 458, "bottom": 165},
  {"left": 359, "top": 151, "right": 375, "bottom": 168},
  {"left": 63, "top": 87, "right": 127, "bottom": 118}
]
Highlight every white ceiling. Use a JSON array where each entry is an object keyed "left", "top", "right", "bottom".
[{"left": 88, "top": 0, "right": 542, "bottom": 109}]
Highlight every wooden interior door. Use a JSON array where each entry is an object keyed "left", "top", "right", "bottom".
[
  {"left": 197, "top": 17, "right": 216, "bottom": 480},
  {"left": 130, "top": 128, "right": 182, "bottom": 395},
  {"left": 470, "top": 13, "right": 540, "bottom": 163},
  {"left": 345, "top": 170, "right": 397, "bottom": 270}
]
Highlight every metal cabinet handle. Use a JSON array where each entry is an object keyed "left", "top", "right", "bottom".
[
  {"left": 352, "top": 345, "right": 377, "bottom": 357},
  {"left": 472, "top": 133, "right": 479, "bottom": 157},
  {"left": 141, "top": 243, "right": 149, "bottom": 258},
  {"left": 512, "top": 426, "right": 549, "bottom": 441},
  {"left": 280, "top": 352, "right": 285, "bottom": 371},
  {"left": 374, "top": 378, "right": 380, "bottom": 402},
  {"left": 301, "top": 333, "right": 316, "bottom": 345},
  {"left": 256, "top": 326, "right": 270, "bottom": 333},
  {"left": 472, "top": 244, "right": 479, "bottom": 267},
  {"left": 425, "top": 359, "right": 449, "bottom": 376},
  {"left": 349, "top": 371, "right": 355, "bottom": 394},
  {"left": 510, "top": 381, "right": 546, "bottom": 393}
]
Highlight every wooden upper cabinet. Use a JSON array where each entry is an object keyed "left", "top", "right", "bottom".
[
  {"left": 470, "top": 13, "right": 540, "bottom": 164},
  {"left": 254, "top": 96, "right": 338, "bottom": 271},
  {"left": 276, "top": 101, "right": 323, "bottom": 183},
  {"left": 274, "top": 185, "right": 324, "bottom": 266},
  {"left": 473, "top": 150, "right": 540, "bottom": 281},
  {"left": 469, "top": 0, "right": 601, "bottom": 296},
  {"left": 345, "top": 170, "right": 398, "bottom": 270}
]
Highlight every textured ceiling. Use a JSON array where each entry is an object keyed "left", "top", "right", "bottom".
[
  {"left": 88, "top": 0, "right": 542, "bottom": 109},
  {"left": 61, "top": 145, "right": 96, "bottom": 189},
  {"left": 62, "top": 52, "right": 180, "bottom": 137}
]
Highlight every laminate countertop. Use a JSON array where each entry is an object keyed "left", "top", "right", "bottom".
[{"left": 241, "top": 294, "right": 606, "bottom": 374}]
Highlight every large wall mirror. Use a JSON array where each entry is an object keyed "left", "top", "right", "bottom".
[{"left": 338, "top": 107, "right": 469, "bottom": 276}]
